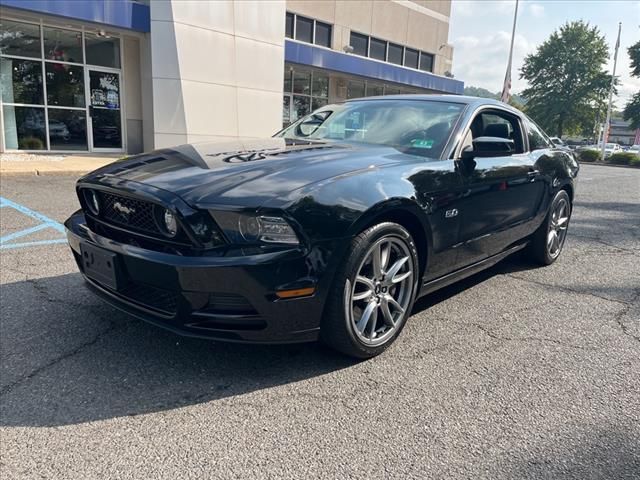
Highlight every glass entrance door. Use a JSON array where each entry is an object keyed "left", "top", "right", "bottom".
[{"left": 87, "top": 69, "right": 122, "bottom": 151}]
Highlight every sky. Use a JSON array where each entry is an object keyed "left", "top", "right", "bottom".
[{"left": 449, "top": 0, "right": 640, "bottom": 108}]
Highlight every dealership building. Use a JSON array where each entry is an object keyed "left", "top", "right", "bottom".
[{"left": 0, "top": 0, "right": 463, "bottom": 154}]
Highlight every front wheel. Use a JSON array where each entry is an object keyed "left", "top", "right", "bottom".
[
  {"left": 321, "top": 222, "right": 419, "bottom": 358},
  {"left": 528, "top": 189, "right": 572, "bottom": 265}
]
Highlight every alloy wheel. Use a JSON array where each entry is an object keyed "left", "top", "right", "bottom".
[
  {"left": 346, "top": 236, "right": 415, "bottom": 346},
  {"left": 547, "top": 197, "right": 570, "bottom": 259}
]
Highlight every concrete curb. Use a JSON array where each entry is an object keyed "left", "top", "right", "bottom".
[
  {"left": 0, "top": 155, "right": 119, "bottom": 176},
  {"left": 579, "top": 161, "right": 640, "bottom": 170}
]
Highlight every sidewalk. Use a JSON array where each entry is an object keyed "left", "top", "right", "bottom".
[{"left": 0, "top": 153, "right": 122, "bottom": 176}]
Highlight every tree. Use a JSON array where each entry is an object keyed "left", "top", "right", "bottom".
[
  {"left": 520, "top": 21, "right": 613, "bottom": 138},
  {"left": 623, "top": 40, "right": 640, "bottom": 130},
  {"left": 463, "top": 86, "right": 526, "bottom": 108}
]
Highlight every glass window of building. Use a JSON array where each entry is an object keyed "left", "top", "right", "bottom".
[
  {"left": 388, "top": 43, "right": 403, "bottom": 66},
  {"left": 293, "top": 71, "right": 311, "bottom": 95},
  {"left": 285, "top": 12, "right": 294, "bottom": 39},
  {"left": 0, "top": 20, "right": 41, "bottom": 58},
  {"left": 283, "top": 67, "right": 329, "bottom": 126},
  {"left": 314, "top": 21, "right": 332, "bottom": 48},
  {"left": 385, "top": 86, "right": 402, "bottom": 95},
  {"left": 369, "top": 38, "right": 386, "bottom": 61},
  {"left": 45, "top": 63, "right": 85, "bottom": 107},
  {"left": 2, "top": 105, "right": 46, "bottom": 150},
  {"left": 0, "top": 57, "right": 44, "bottom": 105},
  {"left": 405, "top": 48, "right": 419, "bottom": 69},
  {"left": 47, "top": 108, "right": 87, "bottom": 150},
  {"left": 2, "top": 20, "right": 125, "bottom": 152},
  {"left": 347, "top": 81, "right": 365, "bottom": 99},
  {"left": 295, "top": 16, "right": 313, "bottom": 43},
  {"left": 312, "top": 97, "right": 328, "bottom": 111},
  {"left": 85, "top": 34, "right": 121, "bottom": 68},
  {"left": 367, "top": 83, "right": 384, "bottom": 97},
  {"left": 283, "top": 68, "right": 292, "bottom": 92},
  {"left": 44, "top": 27, "right": 83, "bottom": 64},
  {"left": 419, "top": 52, "right": 434, "bottom": 72},
  {"left": 283, "top": 96, "right": 291, "bottom": 125},
  {"left": 312, "top": 74, "right": 328, "bottom": 98},
  {"left": 293, "top": 95, "right": 310, "bottom": 122},
  {"left": 350, "top": 32, "right": 368, "bottom": 57}
]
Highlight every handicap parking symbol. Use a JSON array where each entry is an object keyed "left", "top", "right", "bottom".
[{"left": 0, "top": 196, "right": 67, "bottom": 250}]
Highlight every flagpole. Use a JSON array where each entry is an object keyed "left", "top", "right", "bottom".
[
  {"left": 601, "top": 22, "right": 622, "bottom": 161},
  {"left": 501, "top": 0, "right": 519, "bottom": 103}
]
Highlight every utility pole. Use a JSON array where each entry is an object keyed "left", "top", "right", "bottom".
[
  {"left": 601, "top": 22, "right": 622, "bottom": 160},
  {"left": 501, "top": 0, "right": 519, "bottom": 103}
]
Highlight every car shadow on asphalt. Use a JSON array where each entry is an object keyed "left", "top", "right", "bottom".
[{"left": 0, "top": 252, "right": 537, "bottom": 428}]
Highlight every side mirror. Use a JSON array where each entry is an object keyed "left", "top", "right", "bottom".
[{"left": 461, "top": 136, "right": 515, "bottom": 160}]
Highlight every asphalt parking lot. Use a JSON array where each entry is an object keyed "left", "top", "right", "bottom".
[{"left": 1, "top": 164, "right": 638, "bottom": 479}]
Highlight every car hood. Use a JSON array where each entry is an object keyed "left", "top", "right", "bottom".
[{"left": 88, "top": 138, "right": 419, "bottom": 208}]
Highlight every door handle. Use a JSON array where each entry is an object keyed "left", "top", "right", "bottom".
[{"left": 527, "top": 169, "right": 540, "bottom": 177}]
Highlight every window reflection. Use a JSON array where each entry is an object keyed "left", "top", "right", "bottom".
[
  {"left": 292, "top": 96, "right": 310, "bottom": 122},
  {"left": 44, "top": 27, "right": 83, "bottom": 63},
  {"left": 0, "top": 20, "right": 41, "bottom": 58},
  {"left": 2, "top": 106, "right": 46, "bottom": 150},
  {"left": 85, "top": 35, "right": 121, "bottom": 68},
  {"left": 0, "top": 57, "right": 43, "bottom": 105},
  {"left": 46, "top": 63, "right": 85, "bottom": 107},
  {"left": 47, "top": 109, "right": 87, "bottom": 150},
  {"left": 91, "top": 108, "right": 122, "bottom": 149}
]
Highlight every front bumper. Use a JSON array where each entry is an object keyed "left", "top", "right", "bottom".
[{"left": 65, "top": 210, "right": 341, "bottom": 344}]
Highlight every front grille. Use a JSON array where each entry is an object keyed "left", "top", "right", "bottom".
[
  {"left": 100, "top": 192, "right": 160, "bottom": 235},
  {"left": 118, "top": 282, "right": 179, "bottom": 314},
  {"left": 205, "top": 293, "right": 257, "bottom": 315}
]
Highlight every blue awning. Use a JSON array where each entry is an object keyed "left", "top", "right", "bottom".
[
  {"left": 0, "top": 0, "right": 150, "bottom": 32},
  {"left": 285, "top": 40, "right": 463, "bottom": 95}
]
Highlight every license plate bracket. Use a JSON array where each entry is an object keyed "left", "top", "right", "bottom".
[{"left": 80, "top": 242, "right": 121, "bottom": 291}]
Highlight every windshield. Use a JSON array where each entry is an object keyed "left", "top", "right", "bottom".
[{"left": 278, "top": 99, "right": 465, "bottom": 158}]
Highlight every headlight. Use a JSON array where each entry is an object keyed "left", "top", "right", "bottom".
[
  {"left": 83, "top": 189, "right": 100, "bottom": 215},
  {"left": 211, "top": 211, "right": 300, "bottom": 245}
]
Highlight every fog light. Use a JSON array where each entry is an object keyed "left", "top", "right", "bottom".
[
  {"left": 84, "top": 189, "right": 100, "bottom": 215},
  {"left": 163, "top": 209, "right": 177, "bottom": 237}
]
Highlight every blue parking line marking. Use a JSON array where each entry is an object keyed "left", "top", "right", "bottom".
[
  {"left": 0, "top": 224, "right": 50, "bottom": 243},
  {"left": 0, "top": 239, "right": 68, "bottom": 250},
  {"left": 0, "top": 196, "right": 67, "bottom": 250},
  {"left": 0, "top": 197, "right": 65, "bottom": 233}
]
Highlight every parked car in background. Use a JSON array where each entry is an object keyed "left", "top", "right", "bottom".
[
  {"left": 604, "top": 143, "right": 621, "bottom": 157},
  {"left": 65, "top": 96, "right": 579, "bottom": 358},
  {"left": 628, "top": 145, "right": 640, "bottom": 156},
  {"left": 549, "top": 136, "right": 574, "bottom": 155}
]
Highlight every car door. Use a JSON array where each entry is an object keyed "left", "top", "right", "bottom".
[{"left": 454, "top": 108, "right": 546, "bottom": 267}]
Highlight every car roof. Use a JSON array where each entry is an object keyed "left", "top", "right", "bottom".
[{"left": 344, "top": 94, "right": 522, "bottom": 115}]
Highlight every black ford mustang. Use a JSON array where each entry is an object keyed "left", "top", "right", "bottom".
[{"left": 66, "top": 96, "right": 579, "bottom": 358}]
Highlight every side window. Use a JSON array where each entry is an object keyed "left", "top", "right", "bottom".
[
  {"left": 527, "top": 120, "right": 552, "bottom": 151},
  {"left": 460, "top": 109, "right": 525, "bottom": 155}
]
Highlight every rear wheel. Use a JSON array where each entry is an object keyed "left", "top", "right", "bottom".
[
  {"left": 528, "top": 189, "right": 571, "bottom": 265},
  {"left": 321, "top": 222, "right": 419, "bottom": 358}
]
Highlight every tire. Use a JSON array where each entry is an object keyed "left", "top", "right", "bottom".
[
  {"left": 528, "top": 189, "right": 572, "bottom": 265},
  {"left": 320, "top": 222, "right": 420, "bottom": 358}
]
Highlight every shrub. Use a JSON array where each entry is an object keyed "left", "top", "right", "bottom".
[
  {"left": 607, "top": 152, "right": 637, "bottom": 165},
  {"left": 578, "top": 149, "right": 601, "bottom": 162},
  {"left": 18, "top": 136, "right": 45, "bottom": 150},
  {"left": 628, "top": 156, "right": 640, "bottom": 168}
]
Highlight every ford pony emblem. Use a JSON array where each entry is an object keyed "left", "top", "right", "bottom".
[{"left": 113, "top": 201, "right": 135, "bottom": 217}]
